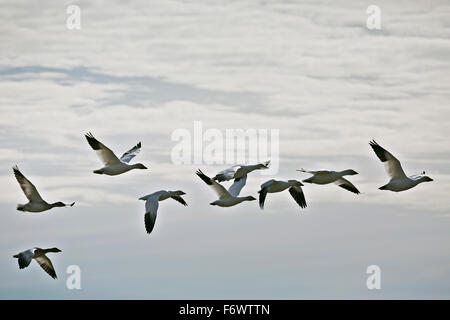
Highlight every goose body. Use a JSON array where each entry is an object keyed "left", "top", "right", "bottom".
[
  {"left": 196, "top": 170, "right": 256, "bottom": 207},
  {"left": 297, "top": 168, "right": 360, "bottom": 194},
  {"left": 258, "top": 179, "right": 307, "bottom": 209},
  {"left": 369, "top": 140, "right": 433, "bottom": 192},
  {"left": 380, "top": 177, "right": 430, "bottom": 192},
  {"left": 13, "top": 247, "right": 61, "bottom": 279},
  {"left": 13, "top": 166, "right": 75, "bottom": 213},
  {"left": 85, "top": 132, "right": 148, "bottom": 176},
  {"left": 139, "top": 190, "right": 187, "bottom": 235},
  {"left": 213, "top": 160, "right": 270, "bottom": 182}
]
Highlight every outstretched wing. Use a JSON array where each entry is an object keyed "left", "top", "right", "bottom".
[
  {"left": 258, "top": 186, "right": 269, "bottom": 209},
  {"left": 369, "top": 140, "right": 407, "bottom": 180},
  {"left": 258, "top": 180, "right": 276, "bottom": 210},
  {"left": 289, "top": 186, "right": 307, "bottom": 209},
  {"left": 170, "top": 195, "right": 188, "bottom": 206},
  {"left": 144, "top": 197, "right": 159, "bottom": 235},
  {"left": 228, "top": 175, "right": 248, "bottom": 197},
  {"left": 34, "top": 254, "right": 57, "bottom": 279},
  {"left": 14, "top": 250, "right": 34, "bottom": 269},
  {"left": 85, "top": 132, "right": 121, "bottom": 166},
  {"left": 120, "top": 142, "right": 142, "bottom": 163},
  {"left": 13, "top": 166, "right": 44, "bottom": 202},
  {"left": 196, "top": 170, "right": 231, "bottom": 199},
  {"left": 213, "top": 165, "right": 241, "bottom": 182},
  {"left": 335, "top": 178, "right": 360, "bottom": 194}
]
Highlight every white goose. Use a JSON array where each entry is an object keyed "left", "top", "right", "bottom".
[
  {"left": 13, "top": 166, "right": 75, "bottom": 213},
  {"left": 297, "top": 168, "right": 360, "bottom": 194},
  {"left": 369, "top": 140, "right": 433, "bottom": 192},
  {"left": 13, "top": 247, "right": 61, "bottom": 279},
  {"left": 258, "top": 179, "right": 307, "bottom": 210},
  {"left": 139, "top": 190, "right": 187, "bottom": 235},
  {"left": 85, "top": 132, "right": 147, "bottom": 176},
  {"left": 213, "top": 160, "right": 270, "bottom": 182},
  {"left": 196, "top": 170, "right": 256, "bottom": 207}
]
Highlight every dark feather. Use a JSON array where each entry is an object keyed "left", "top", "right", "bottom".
[
  {"left": 84, "top": 132, "right": 102, "bottom": 150},
  {"left": 369, "top": 140, "right": 388, "bottom": 162},
  {"left": 338, "top": 183, "right": 360, "bottom": 194},
  {"left": 196, "top": 170, "right": 213, "bottom": 185},
  {"left": 289, "top": 187, "right": 307, "bottom": 209},
  {"left": 171, "top": 195, "right": 188, "bottom": 206},
  {"left": 258, "top": 187, "right": 269, "bottom": 209},
  {"left": 13, "top": 166, "right": 43, "bottom": 202},
  {"left": 17, "top": 256, "right": 30, "bottom": 269},
  {"left": 35, "top": 256, "right": 57, "bottom": 279},
  {"left": 144, "top": 212, "right": 156, "bottom": 234}
]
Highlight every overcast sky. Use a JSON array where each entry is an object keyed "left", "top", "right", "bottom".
[{"left": 0, "top": 0, "right": 449, "bottom": 299}]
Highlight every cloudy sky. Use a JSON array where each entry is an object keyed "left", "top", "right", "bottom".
[{"left": 0, "top": 0, "right": 449, "bottom": 299}]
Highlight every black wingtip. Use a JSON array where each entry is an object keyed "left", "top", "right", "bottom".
[
  {"left": 369, "top": 140, "right": 389, "bottom": 162},
  {"left": 85, "top": 132, "right": 102, "bottom": 150},
  {"left": 289, "top": 187, "right": 307, "bottom": 209},
  {"left": 258, "top": 188, "right": 267, "bottom": 210},
  {"left": 12, "top": 165, "right": 21, "bottom": 174},
  {"left": 196, "top": 169, "right": 213, "bottom": 185},
  {"left": 369, "top": 139, "right": 379, "bottom": 147},
  {"left": 339, "top": 184, "right": 360, "bottom": 194}
]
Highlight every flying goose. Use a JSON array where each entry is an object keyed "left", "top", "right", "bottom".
[
  {"left": 196, "top": 170, "right": 256, "bottom": 207},
  {"left": 13, "top": 166, "right": 75, "bottom": 213},
  {"left": 213, "top": 160, "right": 271, "bottom": 182},
  {"left": 85, "top": 132, "right": 147, "bottom": 175},
  {"left": 258, "top": 179, "right": 307, "bottom": 210},
  {"left": 369, "top": 140, "right": 433, "bottom": 192},
  {"left": 297, "top": 168, "right": 360, "bottom": 194},
  {"left": 13, "top": 247, "right": 61, "bottom": 279},
  {"left": 139, "top": 190, "right": 187, "bottom": 235}
]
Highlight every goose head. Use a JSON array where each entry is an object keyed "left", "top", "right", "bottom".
[
  {"left": 420, "top": 176, "right": 433, "bottom": 183},
  {"left": 133, "top": 163, "right": 148, "bottom": 170},
  {"left": 343, "top": 169, "right": 358, "bottom": 176},
  {"left": 257, "top": 160, "right": 271, "bottom": 169},
  {"left": 51, "top": 202, "right": 68, "bottom": 208}
]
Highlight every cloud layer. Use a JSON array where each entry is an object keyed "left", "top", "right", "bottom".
[{"left": 0, "top": 0, "right": 449, "bottom": 299}]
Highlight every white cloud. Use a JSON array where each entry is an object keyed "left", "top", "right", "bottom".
[{"left": 1, "top": 0, "right": 450, "bottom": 299}]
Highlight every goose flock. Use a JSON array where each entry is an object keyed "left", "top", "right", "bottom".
[{"left": 12, "top": 136, "right": 433, "bottom": 279}]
